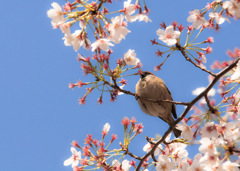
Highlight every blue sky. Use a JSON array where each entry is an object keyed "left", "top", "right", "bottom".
[{"left": 1, "top": 0, "right": 240, "bottom": 170}]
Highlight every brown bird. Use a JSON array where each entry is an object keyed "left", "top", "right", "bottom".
[{"left": 135, "top": 71, "right": 181, "bottom": 137}]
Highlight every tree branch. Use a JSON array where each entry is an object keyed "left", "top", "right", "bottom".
[
  {"left": 135, "top": 58, "right": 240, "bottom": 171},
  {"left": 176, "top": 43, "right": 217, "bottom": 77},
  {"left": 104, "top": 78, "right": 189, "bottom": 106},
  {"left": 120, "top": 143, "right": 142, "bottom": 160},
  {"left": 204, "top": 95, "right": 218, "bottom": 114}
]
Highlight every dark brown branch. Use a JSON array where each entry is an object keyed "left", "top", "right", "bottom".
[
  {"left": 204, "top": 95, "right": 218, "bottom": 114},
  {"left": 135, "top": 58, "right": 240, "bottom": 171},
  {"left": 104, "top": 79, "right": 189, "bottom": 106},
  {"left": 176, "top": 43, "right": 217, "bottom": 77},
  {"left": 139, "top": 97, "right": 190, "bottom": 106},
  {"left": 120, "top": 142, "right": 142, "bottom": 160}
]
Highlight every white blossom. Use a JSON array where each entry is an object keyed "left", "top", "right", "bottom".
[
  {"left": 135, "top": 14, "right": 152, "bottom": 23},
  {"left": 156, "top": 155, "right": 174, "bottom": 171},
  {"left": 188, "top": 153, "right": 204, "bottom": 171},
  {"left": 108, "top": 15, "right": 131, "bottom": 44},
  {"left": 199, "top": 137, "right": 219, "bottom": 154},
  {"left": 217, "top": 161, "right": 240, "bottom": 171},
  {"left": 123, "top": 0, "right": 137, "bottom": 22},
  {"left": 47, "top": 2, "right": 64, "bottom": 28},
  {"left": 209, "top": 12, "right": 226, "bottom": 25},
  {"left": 123, "top": 49, "right": 141, "bottom": 66},
  {"left": 156, "top": 25, "right": 180, "bottom": 46},
  {"left": 223, "top": 0, "right": 240, "bottom": 19},
  {"left": 112, "top": 159, "right": 131, "bottom": 171},
  {"left": 187, "top": 10, "right": 208, "bottom": 29},
  {"left": 177, "top": 122, "right": 194, "bottom": 141},
  {"left": 231, "top": 60, "right": 240, "bottom": 81},
  {"left": 63, "top": 30, "right": 91, "bottom": 51},
  {"left": 103, "top": 123, "right": 110, "bottom": 133},
  {"left": 199, "top": 152, "right": 220, "bottom": 169},
  {"left": 91, "top": 39, "right": 114, "bottom": 52},
  {"left": 63, "top": 147, "right": 81, "bottom": 168},
  {"left": 201, "top": 121, "right": 219, "bottom": 138},
  {"left": 143, "top": 142, "right": 162, "bottom": 156}
]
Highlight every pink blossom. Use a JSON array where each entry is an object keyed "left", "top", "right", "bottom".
[
  {"left": 199, "top": 137, "right": 219, "bottom": 154},
  {"left": 123, "top": 0, "right": 137, "bottom": 22},
  {"left": 108, "top": 15, "right": 131, "bottom": 44},
  {"left": 177, "top": 122, "right": 194, "bottom": 141},
  {"left": 218, "top": 161, "right": 240, "bottom": 171},
  {"left": 91, "top": 39, "right": 114, "bottom": 52},
  {"left": 209, "top": 12, "right": 226, "bottom": 25},
  {"left": 143, "top": 142, "right": 162, "bottom": 156},
  {"left": 187, "top": 10, "right": 208, "bottom": 29},
  {"left": 201, "top": 121, "right": 219, "bottom": 138},
  {"left": 123, "top": 49, "right": 141, "bottom": 66},
  {"left": 156, "top": 25, "right": 180, "bottom": 46},
  {"left": 156, "top": 155, "right": 174, "bottom": 171},
  {"left": 112, "top": 159, "right": 131, "bottom": 171},
  {"left": 223, "top": 0, "right": 240, "bottom": 19},
  {"left": 47, "top": 2, "right": 64, "bottom": 28},
  {"left": 63, "top": 147, "right": 81, "bottom": 168},
  {"left": 102, "top": 123, "right": 110, "bottom": 137}
]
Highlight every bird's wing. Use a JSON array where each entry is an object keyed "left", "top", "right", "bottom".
[{"left": 165, "top": 86, "right": 177, "bottom": 119}]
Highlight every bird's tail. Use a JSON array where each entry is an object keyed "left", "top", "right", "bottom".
[{"left": 173, "top": 128, "right": 182, "bottom": 138}]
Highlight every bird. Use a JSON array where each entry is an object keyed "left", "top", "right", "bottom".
[{"left": 135, "top": 71, "right": 182, "bottom": 138}]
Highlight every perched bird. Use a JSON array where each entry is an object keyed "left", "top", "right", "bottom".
[{"left": 135, "top": 71, "right": 182, "bottom": 137}]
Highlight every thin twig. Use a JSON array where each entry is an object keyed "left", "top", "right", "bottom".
[
  {"left": 104, "top": 78, "right": 189, "bottom": 106},
  {"left": 135, "top": 58, "right": 240, "bottom": 171},
  {"left": 120, "top": 143, "right": 142, "bottom": 160},
  {"left": 176, "top": 43, "right": 217, "bottom": 77}
]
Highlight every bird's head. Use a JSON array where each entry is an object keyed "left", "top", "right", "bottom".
[{"left": 140, "top": 71, "right": 154, "bottom": 79}]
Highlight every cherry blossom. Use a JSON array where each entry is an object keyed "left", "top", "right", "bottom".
[
  {"left": 102, "top": 123, "right": 110, "bottom": 136},
  {"left": 199, "top": 137, "right": 219, "bottom": 154},
  {"left": 230, "top": 60, "right": 240, "bottom": 80},
  {"left": 177, "top": 122, "right": 194, "bottom": 141},
  {"left": 91, "top": 39, "right": 114, "bottom": 52},
  {"left": 156, "top": 25, "right": 180, "bottom": 46},
  {"left": 188, "top": 153, "right": 204, "bottom": 171},
  {"left": 201, "top": 121, "right": 219, "bottom": 138},
  {"left": 156, "top": 155, "right": 174, "bottom": 171},
  {"left": 135, "top": 14, "right": 152, "bottom": 23},
  {"left": 187, "top": 10, "right": 208, "bottom": 29},
  {"left": 217, "top": 161, "right": 240, "bottom": 171},
  {"left": 199, "top": 152, "right": 220, "bottom": 169},
  {"left": 123, "top": 49, "right": 141, "bottom": 66},
  {"left": 209, "top": 12, "right": 226, "bottom": 25},
  {"left": 112, "top": 159, "right": 131, "bottom": 171},
  {"left": 123, "top": 0, "right": 137, "bottom": 22},
  {"left": 63, "top": 147, "right": 81, "bottom": 168},
  {"left": 63, "top": 30, "right": 91, "bottom": 51},
  {"left": 47, "top": 2, "right": 64, "bottom": 28},
  {"left": 223, "top": 0, "right": 240, "bottom": 19},
  {"left": 143, "top": 142, "right": 162, "bottom": 156},
  {"left": 108, "top": 15, "right": 131, "bottom": 44}
]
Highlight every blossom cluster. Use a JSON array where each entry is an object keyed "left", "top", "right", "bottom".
[
  {"left": 151, "top": 0, "right": 240, "bottom": 71},
  {"left": 47, "top": 0, "right": 240, "bottom": 170},
  {"left": 47, "top": 0, "right": 147, "bottom": 104},
  {"left": 47, "top": 0, "right": 151, "bottom": 52},
  {"left": 63, "top": 117, "right": 143, "bottom": 170}
]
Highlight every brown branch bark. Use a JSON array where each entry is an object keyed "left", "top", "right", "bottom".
[
  {"left": 120, "top": 143, "right": 142, "bottom": 160},
  {"left": 204, "top": 95, "right": 218, "bottom": 114},
  {"left": 135, "top": 58, "right": 240, "bottom": 171},
  {"left": 176, "top": 43, "right": 217, "bottom": 77},
  {"left": 104, "top": 79, "right": 189, "bottom": 106}
]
